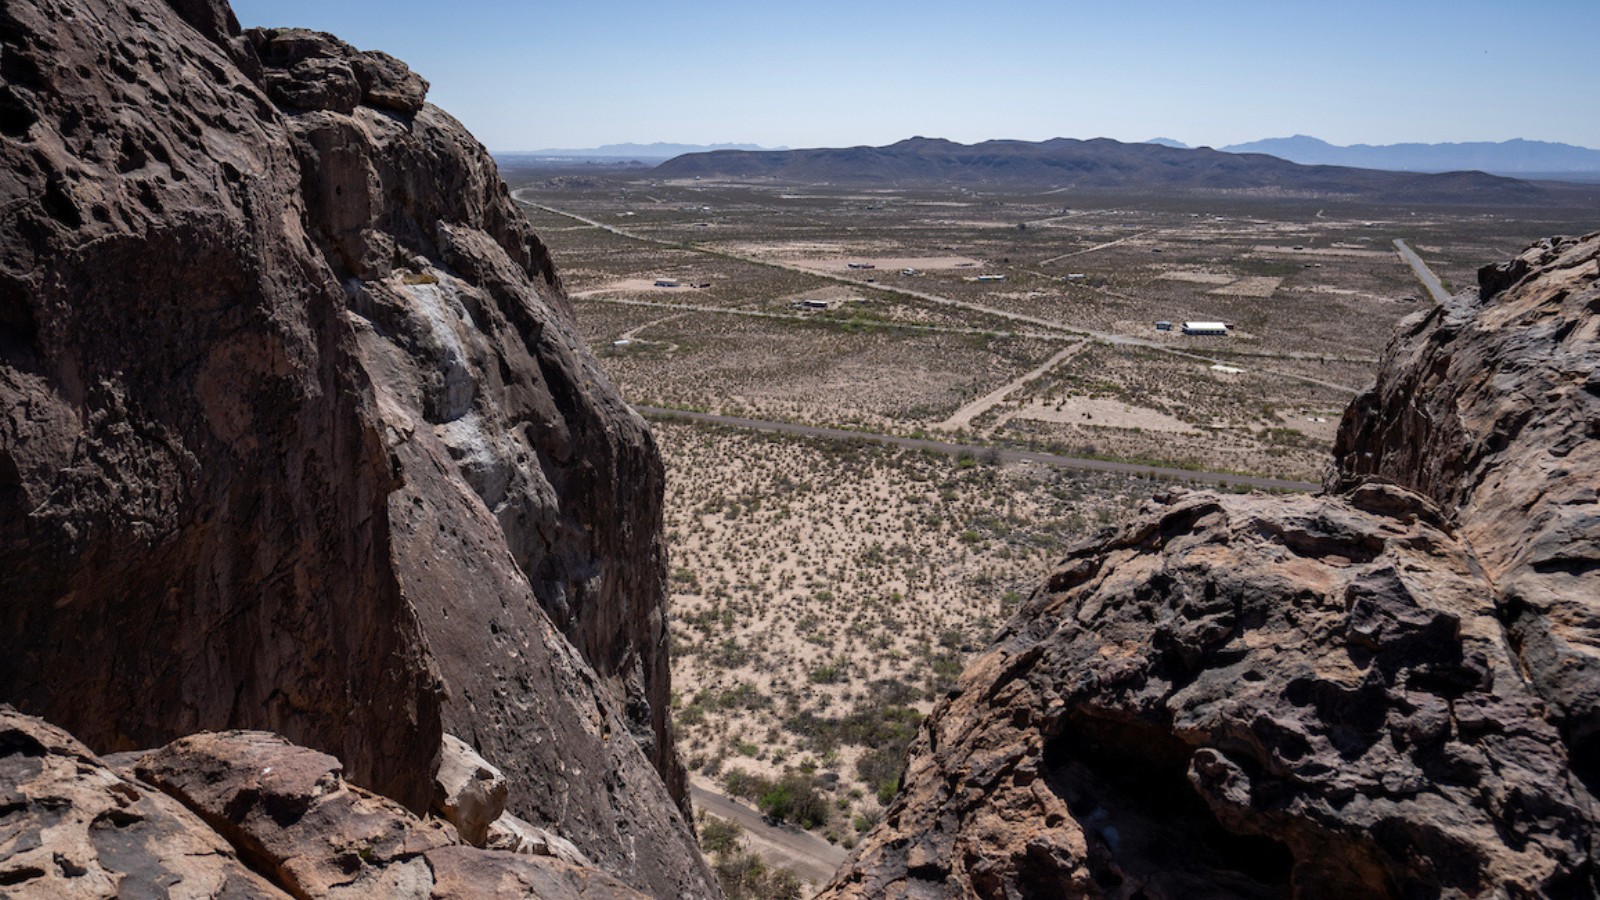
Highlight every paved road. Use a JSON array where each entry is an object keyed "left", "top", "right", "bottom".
[
  {"left": 689, "top": 782, "right": 847, "bottom": 888},
  {"left": 512, "top": 191, "right": 1365, "bottom": 394},
  {"left": 1393, "top": 239, "right": 1452, "bottom": 304},
  {"left": 638, "top": 406, "right": 1322, "bottom": 492}
]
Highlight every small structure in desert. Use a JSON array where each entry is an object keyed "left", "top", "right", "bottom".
[{"left": 1181, "top": 321, "right": 1229, "bottom": 336}]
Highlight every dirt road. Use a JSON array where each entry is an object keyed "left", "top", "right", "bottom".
[
  {"left": 935, "top": 342, "right": 1088, "bottom": 432},
  {"left": 689, "top": 780, "right": 848, "bottom": 889}
]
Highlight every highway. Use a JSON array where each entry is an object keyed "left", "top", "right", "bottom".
[
  {"left": 689, "top": 781, "right": 847, "bottom": 889},
  {"left": 638, "top": 406, "right": 1322, "bottom": 493},
  {"left": 1393, "top": 239, "right": 1452, "bottom": 304}
]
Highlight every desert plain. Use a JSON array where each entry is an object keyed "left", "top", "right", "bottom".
[{"left": 503, "top": 160, "right": 1595, "bottom": 885}]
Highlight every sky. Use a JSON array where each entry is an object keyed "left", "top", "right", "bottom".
[{"left": 230, "top": 0, "right": 1600, "bottom": 153}]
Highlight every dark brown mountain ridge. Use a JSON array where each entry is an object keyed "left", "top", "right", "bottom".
[{"left": 653, "top": 136, "right": 1590, "bottom": 206}]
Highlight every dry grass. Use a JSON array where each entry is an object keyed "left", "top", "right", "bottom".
[{"left": 659, "top": 421, "right": 1155, "bottom": 844}]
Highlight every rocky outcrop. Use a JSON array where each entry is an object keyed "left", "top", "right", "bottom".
[
  {"left": 823, "top": 235, "right": 1600, "bottom": 899},
  {"left": 1332, "top": 233, "right": 1600, "bottom": 793},
  {"left": 0, "top": 0, "right": 707, "bottom": 895},
  {"left": 0, "top": 707, "right": 648, "bottom": 898},
  {"left": 0, "top": 707, "right": 285, "bottom": 897}
]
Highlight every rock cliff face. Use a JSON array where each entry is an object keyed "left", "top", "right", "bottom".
[
  {"left": 823, "top": 234, "right": 1600, "bottom": 899},
  {"left": 0, "top": 0, "right": 709, "bottom": 895},
  {"left": 1332, "top": 234, "right": 1600, "bottom": 792}
]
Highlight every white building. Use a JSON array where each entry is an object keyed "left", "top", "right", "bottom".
[{"left": 1181, "top": 321, "right": 1229, "bottom": 336}]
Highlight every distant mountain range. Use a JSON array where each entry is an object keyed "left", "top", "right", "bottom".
[
  {"left": 503, "top": 142, "right": 785, "bottom": 159},
  {"left": 1144, "top": 136, "right": 1600, "bottom": 178},
  {"left": 652, "top": 136, "right": 1579, "bottom": 206},
  {"left": 1223, "top": 136, "right": 1600, "bottom": 176}
]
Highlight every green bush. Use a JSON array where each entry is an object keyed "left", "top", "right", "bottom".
[
  {"left": 757, "top": 773, "right": 830, "bottom": 829},
  {"left": 857, "top": 746, "right": 905, "bottom": 805}
]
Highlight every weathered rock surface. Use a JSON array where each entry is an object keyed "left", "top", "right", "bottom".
[
  {"left": 1333, "top": 233, "right": 1600, "bottom": 792},
  {"left": 432, "top": 734, "right": 508, "bottom": 848},
  {"left": 0, "top": 707, "right": 286, "bottom": 898},
  {"left": 0, "top": 707, "right": 648, "bottom": 898},
  {"left": 824, "top": 236, "right": 1600, "bottom": 899},
  {"left": 0, "top": 0, "right": 707, "bottom": 894},
  {"left": 485, "top": 813, "right": 595, "bottom": 869}
]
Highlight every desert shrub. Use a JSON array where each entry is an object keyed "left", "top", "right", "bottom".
[
  {"left": 700, "top": 815, "right": 803, "bottom": 900},
  {"left": 712, "top": 638, "right": 751, "bottom": 668},
  {"left": 757, "top": 773, "right": 830, "bottom": 829},
  {"left": 857, "top": 746, "right": 905, "bottom": 805},
  {"left": 784, "top": 701, "right": 922, "bottom": 756},
  {"left": 808, "top": 660, "right": 846, "bottom": 684},
  {"left": 866, "top": 678, "right": 920, "bottom": 706},
  {"left": 699, "top": 816, "right": 743, "bottom": 856},
  {"left": 926, "top": 651, "right": 964, "bottom": 695},
  {"left": 722, "top": 768, "right": 768, "bottom": 801},
  {"left": 716, "top": 683, "right": 771, "bottom": 711}
]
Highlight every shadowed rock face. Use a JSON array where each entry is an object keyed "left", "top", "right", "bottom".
[
  {"left": 0, "top": 0, "right": 708, "bottom": 895},
  {"left": 823, "top": 234, "right": 1600, "bottom": 899}
]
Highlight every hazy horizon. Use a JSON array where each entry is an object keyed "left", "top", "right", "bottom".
[{"left": 232, "top": 0, "right": 1600, "bottom": 154}]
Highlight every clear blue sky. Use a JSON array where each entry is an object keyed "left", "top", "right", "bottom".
[{"left": 231, "top": 0, "right": 1600, "bottom": 152}]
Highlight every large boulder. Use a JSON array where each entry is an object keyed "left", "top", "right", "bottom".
[
  {"left": 433, "top": 733, "right": 509, "bottom": 848},
  {"left": 0, "top": 0, "right": 708, "bottom": 894},
  {"left": 823, "top": 234, "right": 1600, "bottom": 899}
]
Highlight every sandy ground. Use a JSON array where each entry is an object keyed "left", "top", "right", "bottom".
[
  {"left": 773, "top": 286, "right": 867, "bottom": 306},
  {"left": 1208, "top": 276, "right": 1283, "bottom": 297},
  {"left": 780, "top": 256, "right": 985, "bottom": 272},
  {"left": 1156, "top": 269, "right": 1237, "bottom": 285},
  {"left": 1252, "top": 245, "right": 1394, "bottom": 258},
  {"left": 723, "top": 240, "right": 860, "bottom": 257},
  {"left": 661, "top": 421, "right": 1153, "bottom": 848},
  {"left": 592, "top": 311, "right": 1058, "bottom": 432},
  {"left": 997, "top": 395, "right": 1200, "bottom": 434},
  {"left": 937, "top": 343, "right": 1087, "bottom": 432},
  {"left": 1280, "top": 411, "right": 1340, "bottom": 442},
  {"left": 573, "top": 278, "right": 706, "bottom": 296}
]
